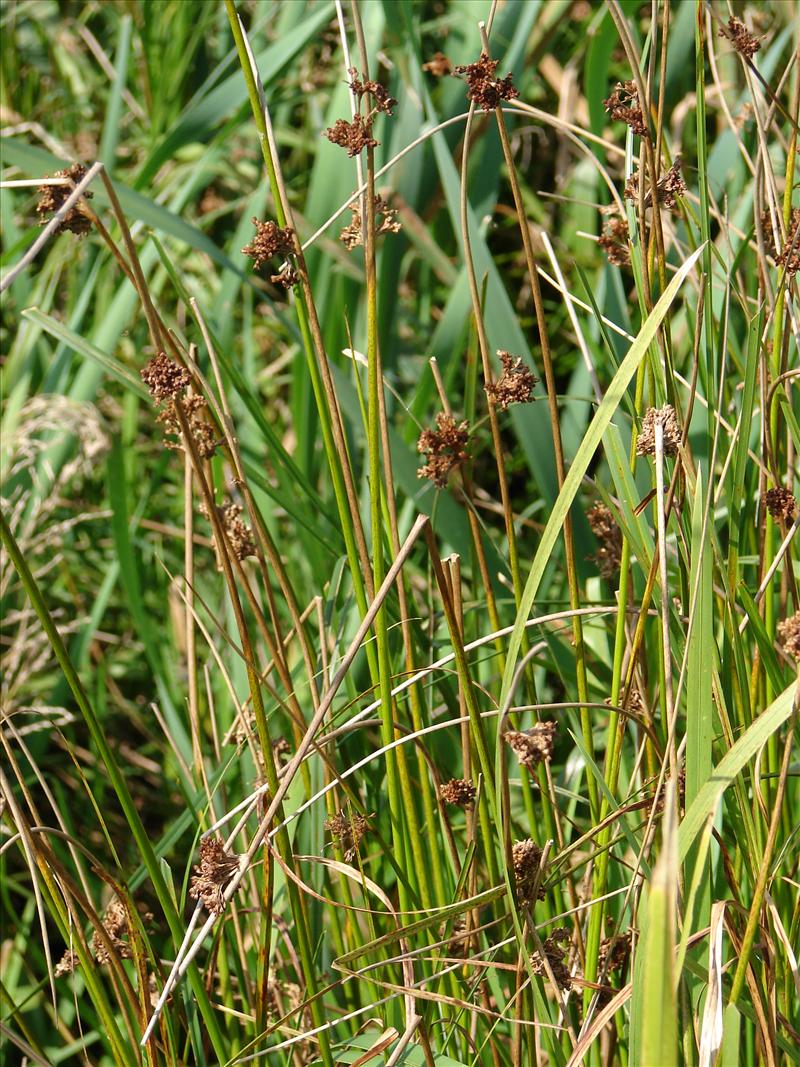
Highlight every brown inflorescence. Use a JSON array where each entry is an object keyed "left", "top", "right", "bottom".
[
  {"left": 218, "top": 502, "right": 256, "bottom": 560},
  {"left": 340, "top": 194, "right": 401, "bottom": 250},
  {"left": 324, "top": 114, "right": 378, "bottom": 157},
  {"left": 485, "top": 351, "right": 538, "bottom": 410},
  {"left": 530, "top": 927, "right": 572, "bottom": 990},
  {"left": 776, "top": 208, "right": 800, "bottom": 277},
  {"left": 512, "top": 839, "right": 547, "bottom": 903},
  {"left": 92, "top": 897, "right": 132, "bottom": 964},
  {"left": 636, "top": 404, "right": 681, "bottom": 457},
  {"left": 598, "top": 929, "right": 632, "bottom": 975},
  {"left": 347, "top": 68, "right": 397, "bottom": 115},
  {"left": 453, "top": 52, "right": 519, "bottom": 112},
  {"left": 54, "top": 948, "right": 79, "bottom": 976},
  {"left": 603, "top": 80, "right": 648, "bottom": 138},
  {"left": 625, "top": 158, "right": 686, "bottom": 211},
  {"left": 777, "top": 611, "right": 800, "bottom": 662},
  {"left": 270, "top": 263, "right": 299, "bottom": 289},
  {"left": 587, "top": 502, "right": 623, "bottom": 578},
  {"left": 765, "top": 486, "right": 798, "bottom": 524},
  {"left": 598, "top": 216, "right": 631, "bottom": 266},
  {"left": 157, "top": 393, "right": 218, "bottom": 459},
  {"left": 440, "top": 777, "right": 477, "bottom": 808},
  {"left": 325, "top": 810, "right": 370, "bottom": 862},
  {"left": 189, "top": 837, "right": 240, "bottom": 915},
  {"left": 36, "top": 163, "right": 94, "bottom": 236},
  {"left": 242, "top": 218, "right": 295, "bottom": 271},
  {"left": 141, "top": 352, "right": 191, "bottom": 403},
  {"left": 422, "top": 52, "right": 452, "bottom": 77},
  {"left": 719, "top": 16, "right": 761, "bottom": 59},
  {"left": 504, "top": 723, "right": 557, "bottom": 770},
  {"left": 417, "top": 412, "right": 470, "bottom": 488}
]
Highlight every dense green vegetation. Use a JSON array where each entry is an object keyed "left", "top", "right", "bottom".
[{"left": 1, "top": 1, "right": 798, "bottom": 1064}]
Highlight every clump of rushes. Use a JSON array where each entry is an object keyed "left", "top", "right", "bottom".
[
  {"left": 512, "top": 838, "right": 546, "bottom": 902},
  {"left": 91, "top": 897, "right": 131, "bottom": 963},
  {"left": 417, "top": 412, "right": 469, "bottom": 488},
  {"left": 598, "top": 216, "right": 631, "bottom": 267},
  {"left": 189, "top": 838, "right": 240, "bottom": 915},
  {"left": 453, "top": 52, "right": 519, "bottom": 112},
  {"left": 484, "top": 350, "right": 538, "bottom": 410},
  {"left": 765, "top": 486, "right": 798, "bottom": 524},
  {"left": 504, "top": 722, "right": 557, "bottom": 769},
  {"left": 241, "top": 218, "right": 295, "bottom": 271},
  {"left": 440, "top": 777, "right": 477, "bottom": 807},
  {"left": 625, "top": 157, "right": 686, "bottom": 211},
  {"left": 636, "top": 404, "right": 681, "bottom": 456},
  {"left": 340, "top": 194, "right": 401, "bottom": 250},
  {"left": 719, "top": 15, "right": 761, "bottom": 59},
  {"left": 777, "top": 611, "right": 800, "bottom": 661},
  {"left": 776, "top": 207, "right": 800, "bottom": 276},
  {"left": 422, "top": 52, "right": 452, "bottom": 76},
  {"left": 36, "top": 162, "right": 93, "bottom": 236},
  {"left": 530, "top": 927, "right": 572, "bottom": 989},
  {"left": 324, "top": 809, "right": 370, "bottom": 862},
  {"left": 603, "top": 80, "right": 648, "bottom": 138},
  {"left": 587, "top": 502, "right": 623, "bottom": 578}
]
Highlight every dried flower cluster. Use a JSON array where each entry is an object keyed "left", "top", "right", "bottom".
[
  {"left": 141, "top": 351, "right": 191, "bottom": 403},
  {"left": 440, "top": 777, "right": 477, "bottom": 807},
  {"left": 157, "top": 393, "right": 218, "bottom": 459},
  {"left": 444, "top": 916, "right": 470, "bottom": 957},
  {"left": 189, "top": 837, "right": 240, "bottom": 914},
  {"left": 776, "top": 208, "right": 800, "bottom": 277},
  {"left": 453, "top": 52, "right": 519, "bottom": 112},
  {"left": 36, "top": 163, "right": 94, "bottom": 236},
  {"left": 325, "top": 809, "right": 370, "bottom": 862},
  {"left": 422, "top": 52, "right": 452, "bottom": 77},
  {"left": 324, "top": 114, "right": 378, "bottom": 157},
  {"left": 598, "top": 930, "right": 632, "bottom": 975},
  {"left": 505, "top": 722, "right": 557, "bottom": 770},
  {"left": 587, "top": 502, "right": 623, "bottom": 578},
  {"left": 347, "top": 68, "right": 397, "bottom": 116},
  {"left": 512, "top": 838, "right": 546, "bottom": 903},
  {"left": 91, "top": 897, "right": 131, "bottom": 964},
  {"left": 624, "top": 158, "right": 686, "bottom": 211},
  {"left": 485, "top": 351, "right": 538, "bottom": 410},
  {"left": 218, "top": 502, "right": 256, "bottom": 560},
  {"left": 270, "top": 263, "right": 299, "bottom": 289},
  {"left": 598, "top": 216, "right": 631, "bottom": 267},
  {"left": 765, "top": 486, "right": 797, "bottom": 524},
  {"left": 530, "top": 927, "right": 572, "bottom": 990},
  {"left": 777, "top": 611, "right": 800, "bottom": 662},
  {"left": 636, "top": 404, "right": 681, "bottom": 457},
  {"left": 242, "top": 218, "right": 295, "bottom": 271},
  {"left": 719, "top": 16, "right": 761, "bottom": 59},
  {"left": 603, "top": 81, "right": 648, "bottom": 138},
  {"left": 340, "top": 194, "right": 401, "bottom": 251},
  {"left": 417, "top": 412, "right": 470, "bottom": 488},
  {"left": 54, "top": 948, "right": 79, "bottom": 977}
]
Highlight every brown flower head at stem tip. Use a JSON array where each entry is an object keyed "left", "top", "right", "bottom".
[
  {"left": 603, "top": 80, "right": 648, "bottom": 138},
  {"left": 91, "top": 897, "right": 131, "bottom": 964},
  {"left": 272, "top": 736, "right": 291, "bottom": 763},
  {"left": 347, "top": 68, "right": 397, "bottom": 115},
  {"left": 512, "top": 838, "right": 546, "bottom": 903},
  {"left": 417, "top": 412, "right": 470, "bottom": 488},
  {"left": 625, "top": 158, "right": 686, "bottom": 211},
  {"left": 54, "top": 948, "right": 79, "bottom": 977},
  {"left": 440, "top": 777, "right": 477, "bottom": 808},
  {"left": 325, "top": 809, "right": 371, "bottom": 862},
  {"left": 241, "top": 218, "right": 295, "bottom": 271},
  {"left": 36, "top": 163, "right": 94, "bottom": 236},
  {"left": 587, "top": 502, "right": 623, "bottom": 578},
  {"left": 719, "top": 16, "right": 761, "bottom": 59},
  {"left": 157, "top": 394, "right": 218, "bottom": 459},
  {"left": 340, "top": 194, "right": 401, "bottom": 251},
  {"left": 777, "top": 611, "right": 800, "bottom": 661},
  {"left": 453, "top": 52, "right": 519, "bottom": 112},
  {"left": 636, "top": 404, "right": 681, "bottom": 457},
  {"left": 485, "top": 351, "right": 538, "bottom": 410},
  {"left": 140, "top": 351, "right": 191, "bottom": 403},
  {"left": 270, "top": 263, "right": 298, "bottom": 289},
  {"left": 530, "top": 927, "right": 572, "bottom": 990},
  {"left": 217, "top": 502, "right": 256, "bottom": 560},
  {"left": 598, "top": 216, "right": 631, "bottom": 267},
  {"left": 324, "top": 114, "right": 378, "bottom": 157},
  {"left": 443, "top": 916, "right": 469, "bottom": 957},
  {"left": 776, "top": 208, "right": 800, "bottom": 277},
  {"left": 504, "top": 723, "right": 557, "bottom": 770},
  {"left": 598, "top": 929, "right": 632, "bottom": 975},
  {"left": 765, "top": 487, "right": 798, "bottom": 524},
  {"left": 189, "top": 837, "right": 240, "bottom": 915},
  {"left": 422, "top": 52, "right": 452, "bottom": 77}
]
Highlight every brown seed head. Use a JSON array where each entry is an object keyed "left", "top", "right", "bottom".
[
  {"left": 141, "top": 352, "right": 191, "bottom": 403},
  {"left": 598, "top": 930, "right": 632, "bottom": 974},
  {"left": 242, "top": 218, "right": 295, "bottom": 271},
  {"left": 422, "top": 52, "right": 452, "bottom": 77},
  {"left": 765, "top": 487, "right": 797, "bottom": 524},
  {"left": 92, "top": 897, "right": 131, "bottom": 964},
  {"left": 325, "top": 809, "right": 370, "bottom": 862},
  {"left": 347, "top": 68, "right": 397, "bottom": 115},
  {"left": 340, "top": 194, "right": 401, "bottom": 251},
  {"left": 719, "top": 16, "right": 761, "bottom": 59},
  {"left": 512, "top": 838, "right": 546, "bottom": 902},
  {"left": 54, "top": 948, "right": 79, "bottom": 977},
  {"left": 36, "top": 163, "right": 94, "bottom": 236},
  {"left": 417, "top": 412, "right": 470, "bottom": 488},
  {"left": 505, "top": 723, "right": 557, "bottom": 769},
  {"left": 189, "top": 837, "right": 240, "bottom": 914},
  {"left": 598, "top": 216, "right": 631, "bottom": 266},
  {"left": 440, "top": 777, "right": 477, "bottom": 807},
  {"left": 157, "top": 394, "right": 218, "bottom": 459},
  {"left": 777, "top": 611, "right": 800, "bottom": 662},
  {"left": 530, "top": 927, "right": 572, "bottom": 989},
  {"left": 453, "top": 52, "right": 519, "bottom": 112},
  {"left": 485, "top": 351, "right": 538, "bottom": 410},
  {"left": 324, "top": 115, "right": 378, "bottom": 157},
  {"left": 216, "top": 502, "right": 256, "bottom": 560},
  {"left": 270, "top": 263, "right": 299, "bottom": 289},
  {"left": 603, "top": 80, "right": 648, "bottom": 138},
  {"left": 636, "top": 404, "right": 681, "bottom": 457},
  {"left": 624, "top": 158, "right": 686, "bottom": 212},
  {"left": 776, "top": 208, "right": 800, "bottom": 277},
  {"left": 587, "top": 502, "right": 623, "bottom": 578}
]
